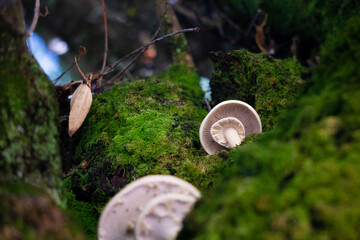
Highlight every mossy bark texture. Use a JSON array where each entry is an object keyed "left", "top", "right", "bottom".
[
  {"left": 180, "top": 16, "right": 360, "bottom": 240},
  {"left": 210, "top": 50, "right": 305, "bottom": 131},
  {"left": 0, "top": 2, "right": 61, "bottom": 195},
  {"left": 0, "top": 2, "right": 86, "bottom": 239}
]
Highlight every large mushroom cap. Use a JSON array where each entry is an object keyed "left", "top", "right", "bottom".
[
  {"left": 97, "top": 175, "right": 201, "bottom": 240},
  {"left": 135, "top": 193, "right": 197, "bottom": 240},
  {"left": 200, "top": 100, "right": 262, "bottom": 155}
]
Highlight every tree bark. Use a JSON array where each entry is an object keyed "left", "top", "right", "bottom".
[{"left": 0, "top": 0, "right": 62, "bottom": 202}]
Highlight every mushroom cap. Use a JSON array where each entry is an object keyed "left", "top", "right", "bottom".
[
  {"left": 200, "top": 100, "right": 262, "bottom": 155},
  {"left": 97, "top": 175, "right": 201, "bottom": 240},
  {"left": 135, "top": 193, "right": 197, "bottom": 240},
  {"left": 210, "top": 117, "right": 245, "bottom": 148}
]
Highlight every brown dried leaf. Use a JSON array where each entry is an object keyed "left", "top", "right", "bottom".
[
  {"left": 78, "top": 46, "right": 87, "bottom": 58},
  {"left": 70, "top": 83, "right": 82, "bottom": 109},
  {"left": 68, "top": 84, "right": 92, "bottom": 136}
]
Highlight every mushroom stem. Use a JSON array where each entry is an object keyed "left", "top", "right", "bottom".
[{"left": 224, "top": 127, "right": 242, "bottom": 148}]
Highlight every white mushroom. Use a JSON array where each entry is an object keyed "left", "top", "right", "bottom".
[
  {"left": 97, "top": 175, "right": 201, "bottom": 240},
  {"left": 200, "top": 100, "right": 262, "bottom": 155},
  {"left": 135, "top": 193, "right": 197, "bottom": 240}
]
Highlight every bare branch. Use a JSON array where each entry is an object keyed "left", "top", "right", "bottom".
[
  {"left": 53, "top": 62, "right": 75, "bottom": 84},
  {"left": 94, "top": 27, "right": 200, "bottom": 93},
  {"left": 103, "top": 27, "right": 200, "bottom": 75},
  {"left": 104, "top": 0, "right": 168, "bottom": 85},
  {"left": 53, "top": 46, "right": 86, "bottom": 84},
  {"left": 27, "top": 0, "right": 40, "bottom": 36}
]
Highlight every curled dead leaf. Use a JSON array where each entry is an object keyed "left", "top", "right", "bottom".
[{"left": 68, "top": 83, "right": 92, "bottom": 136}]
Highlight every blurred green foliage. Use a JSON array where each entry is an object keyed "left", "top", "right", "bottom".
[
  {"left": 223, "top": 0, "right": 360, "bottom": 56},
  {"left": 180, "top": 15, "right": 360, "bottom": 240}
]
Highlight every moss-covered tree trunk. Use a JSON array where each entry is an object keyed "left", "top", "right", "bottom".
[
  {"left": 0, "top": 1, "right": 86, "bottom": 239},
  {"left": 0, "top": 0, "right": 61, "bottom": 198}
]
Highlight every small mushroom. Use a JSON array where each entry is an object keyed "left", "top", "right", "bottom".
[
  {"left": 200, "top": 100, "right": 262, "bottom": 155},
  {"left": 97, "top": 175, "right": 201, "bottom": 240},
  {"left": 135, "top": 193, "right": 197, "bottom": 240}
]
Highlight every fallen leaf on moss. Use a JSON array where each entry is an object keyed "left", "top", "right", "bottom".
[{"left": 68, "top": 83, "right": 92, "bottom": 136}]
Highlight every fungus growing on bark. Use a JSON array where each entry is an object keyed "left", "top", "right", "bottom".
[
  {"left": 200, "top": 100, "right": 262, "bottom": 155},
  {"left": 97, "top": 175, "right": 201, "bottom": 240}
]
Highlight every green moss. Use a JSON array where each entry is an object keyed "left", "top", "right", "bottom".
[
  {"left": 65, "top": 188, "right": 101, "bottom": 240},
  {"left": 210, "top": 50, "right": 305, "bottom": 131},
  {"left": 0, "top": 2, "right": 62, "bottom": 202},
  {"left": 65, "top": 64, "right": 225, "bottom": 238},
  {"left": 180, "top": 16, "right": 360, "bottom": 240},
  {"left": 157, "top": 63, "right": 204, "bottom": 104}
]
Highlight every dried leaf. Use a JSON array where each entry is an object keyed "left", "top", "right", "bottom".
[
  {"left": 254, "top": 13, "right": 268, "bottom": 54},
  {"left": 78, "top": 46, "right": 87, "bottom": 58},
  {"left": 70, "top": 83, "right": 82, "bottom": 109},
  {"left": 68, "top": 84, "right": 92, "bottom": 136}
]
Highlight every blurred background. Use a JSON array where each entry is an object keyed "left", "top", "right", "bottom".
[{"left": 22, "top": 0, "right": 346, "bottom": 84}]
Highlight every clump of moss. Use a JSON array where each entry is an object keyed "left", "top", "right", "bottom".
[
  {"left": 157, "top": 63, "right": 204, "bottom": 104},
  {"left": 210, "top": 50, "right": 305, "bottom": 131},
  {"left": 0, "top": 182, "right": 86, "bottom": 240},
  {"left": 180, "top": 16, "right": 360, "bottom": 240},
  {"left": 64, "top": 65, "right": 226, "bottom": 237}
]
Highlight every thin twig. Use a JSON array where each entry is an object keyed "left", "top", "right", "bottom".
[
  {"left": 245, "top": 9, "right": 262, "bottom": 38},
  {"left": 27, "top": 0, "right": 40, "bottom": 36},
  {"left": 103, "top": 27, "right": 200, "bottom": 75},
  {"left": 53, "top": 62, "right": 76, "bottom": 84},
  {"left": 104, "top": 1, "right": 168, "bottom": 85},
  {"left": 54, "top": 46, "right": 86, "bottom": 84},
  {"left": 97, "top": 27, "right": 200, "bottom": 92},
  {"left": 100, "top": 0, "right": 108, "bottom": 77},
  {"left": 205, "top": 98, "right": 212, "bottom": 112},
  {"left": 74, "top": 56, "right": 89, "bottom": 85}
]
